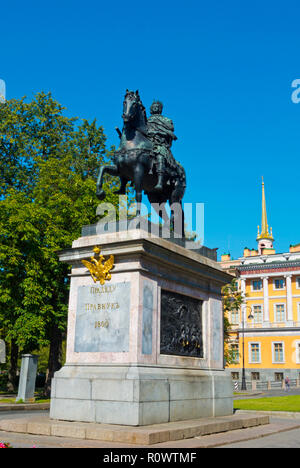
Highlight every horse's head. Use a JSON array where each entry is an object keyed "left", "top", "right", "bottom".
[{"left": 122, "top": 89, "right": 146, "bottom": 124}]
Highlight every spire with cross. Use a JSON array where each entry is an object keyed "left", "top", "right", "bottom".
[{"left": 257, "top": 177, "right": 274, "bottom": 253}]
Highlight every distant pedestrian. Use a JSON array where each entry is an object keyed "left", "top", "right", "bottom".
[{"left": 284, "top": 376, "right": 290, "bottom": 392}]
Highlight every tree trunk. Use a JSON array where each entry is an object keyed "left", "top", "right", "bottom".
[
  {"left": 44, "top": 324, "right": 62, "bottom": 397},
  {"left": 7, "top": 339, "right": 18, "bottom": 393}
]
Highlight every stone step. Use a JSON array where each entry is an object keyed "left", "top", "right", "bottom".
[{"left": 0, "top": 413, "right": 269, "bottom": 445}]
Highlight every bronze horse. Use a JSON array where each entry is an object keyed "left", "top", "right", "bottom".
[{"left": 96, "top": 90, "right": 186, "bottom": 235}]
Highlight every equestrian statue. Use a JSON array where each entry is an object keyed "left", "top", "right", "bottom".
[{"left": 96, "top": 90, "right": 186, "bottom": 235}]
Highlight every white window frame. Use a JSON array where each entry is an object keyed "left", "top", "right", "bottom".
[
  {"left": 295, "top": 340, "right": 300, "bottom": 364},
  {"left": 272, "top": 341, "right": 285, "bottom": 364},
  {"left": 231, "top": 309, "right": 240, "bottom": 325},
  {"left": 274, "top": 303, "right": 286, "bottom": 323},
  {"left": 275, "top": 372, "right": 284, "bottom": 382},
  {"left": 252, "top": 304, "right": 263, "bottom": 323},
  {"left": 251, "top": 279, "right": 263, "bottom": 292},
  {"left": 230, "top": 343, "right": 240, "bottom": 363},
  {"left": 251, "top": 372, "right": 260, "bottom": 381},
  {"left": 249, "top": 342, "right": 261, "bottom": 364},
  {"left": 231, "top": 372, "right": 240, "bottom": 380},
  {"left": 273, "top": 278, "right": 286, "bottom": 291}
]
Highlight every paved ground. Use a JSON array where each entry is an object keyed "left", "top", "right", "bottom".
[
  {"left": 1, "top": 422, "right": 300, "bottom": 448},
  {"left": 218, "top": 422, "right": 300, "bottom": 448},
  {"left": 1, "top": 388, "right": 300, "bottom": 449},
  {"left": 0, "top": 410, "right": 300, "bottom": 448}
]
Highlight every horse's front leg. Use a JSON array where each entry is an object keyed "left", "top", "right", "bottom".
[
  {"left": 114, "top": 176, "right": 129, "bottom": 195},
  {"left": 134, "top": 164, "right": 145, "bottom": 217},
  {"left": 169, "top": 191, "right": 185, "bottom": 238},
  {"left": 96, "top": 164, "right": 119, "bottom": 200}
]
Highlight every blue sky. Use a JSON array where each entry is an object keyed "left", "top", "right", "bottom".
[{"left": 1, "top": 0, "right": 300, "bottom": 259}]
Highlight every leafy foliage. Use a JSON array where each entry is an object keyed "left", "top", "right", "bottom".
[
  {"left": 0, "top": 92, "right": 119, "bottom": 390},
  {"left": 222, "top": 278, "right": 245, "bottom": 366},
  {"left": 234, "top": 395, "right": 300, "bottom": 412}
]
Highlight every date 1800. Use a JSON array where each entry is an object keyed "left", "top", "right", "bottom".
[{"left": 95, "top": 320, "right": 109, "bottom": 328}]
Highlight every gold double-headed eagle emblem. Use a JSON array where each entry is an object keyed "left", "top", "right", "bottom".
[{"left": 81, "top": 246, "right": 114, "bottom": 285}]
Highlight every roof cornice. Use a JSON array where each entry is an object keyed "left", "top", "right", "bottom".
[{"left": 238, "top": 260, "right": 300, "bottom": 272}]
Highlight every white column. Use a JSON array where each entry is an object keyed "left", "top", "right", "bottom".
[
  {"left": 263, "top": 276, "right": 270, "bottom": 325},
  {"left": 286, "top": 274, "right": 293, "bottom": 325},
  {"left": 240, "top": 277, "right": 246, "bottom": 324}
]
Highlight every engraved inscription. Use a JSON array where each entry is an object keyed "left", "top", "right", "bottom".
[
  {"left": 94, "top": 320, "right": 109, "bottom": 328},
  {"left": 160, "top": 290, "right": 203, "bottom": 357},
  {"left": 74, "top": 282, "right": 130, "bottom": 353},
  {"left": 85, "top": 302, "right": 119, "bottom": 311}
]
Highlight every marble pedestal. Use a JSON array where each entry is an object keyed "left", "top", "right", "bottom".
[{"left": 50, "top": 228, "right": 233, "bottom": 426}]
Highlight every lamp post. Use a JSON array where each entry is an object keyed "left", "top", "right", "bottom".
[{"left": 241, "top": 305, "right": 254, "bottom": 391}]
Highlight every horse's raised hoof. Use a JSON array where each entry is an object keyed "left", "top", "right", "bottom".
[
  {"left": 96, "top": 189, "right": 106, "bottom": 200},
  {"left": 153, "top": 184, "right": 163, "bottom": 193}
]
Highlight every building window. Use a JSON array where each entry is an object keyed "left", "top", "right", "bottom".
[
  {"left": 231, "top": 372, "right": 239, "bottom": 380},
  {"left": 251, "top": 372, "right": 260, "bottom": 381},
  {"left": 230, "top": 343, "right": 239, "bottom": 363},
  {"left": 296, "top": 342, "right": 300, "bottom": 364},
  {"left": 275, "top": 304, "right": 286, "bottom": 322},
  {"left": 274, "top": 278, "right": 285, "bottom": 290},
  {"left": 252, "top": 305, "right": 263, "bottom": 323},
  {"left": 249, "top": 343, "right": 260, "bottom": 363},
  {"left": 252, "top": 280, "right": 262, "bottom": 291},
  {"left": 298, "top": 303, "right": 300, "bottom": 323},
  {"left": 273, "top": 342, "right": 284, "bottom": 363},
  {"left": 231, "top": 310, "right": 240, "bottom": 324},
  {"left": 275, "top": 372, "right": 284, "bottom": 382},
  {"left": 296, "top": 277, "right": 300, "bottom": 289}
]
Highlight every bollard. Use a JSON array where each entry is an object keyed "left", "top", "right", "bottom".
[
  {"left": 16, "top": 354, "right": 38, "bottom": 403},
  {"left": 0, "top": 340, "right": 5, "bottom": 364}
]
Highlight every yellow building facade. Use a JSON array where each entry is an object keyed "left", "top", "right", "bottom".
[{"left": 221, "top": 180, "right": 300, "bottom": 383}]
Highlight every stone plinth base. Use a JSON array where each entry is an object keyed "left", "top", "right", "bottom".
[
  {"left": 50, "top": 227, "right": 233, "bottom": 426},
  {"left": 50, "top": 364, "right": 233, "bottom": 426}
]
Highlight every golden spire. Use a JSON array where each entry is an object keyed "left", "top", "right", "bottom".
[
  {"left": 257, "top": 177, "right": 274, "bottom": 240},
  {"left": 261, "top": 177, "right": 268, "bottom": 234}
]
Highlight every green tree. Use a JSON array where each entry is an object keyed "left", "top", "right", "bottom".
[
  {"left": 0, "top": 97, "right": 35, "bottom": 197},
  {"left": 0, "top": 191, "right": 40, "bottom": 390},
  {"left": 222, "top": 279, "right": 245, "bottom": 366},
  {"left": 0, "top": 92, "right": 119, "bottom": 394}
]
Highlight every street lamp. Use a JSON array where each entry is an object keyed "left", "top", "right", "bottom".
[{"left": 241, "top": 305, "right": 254, "bottom": 391}]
